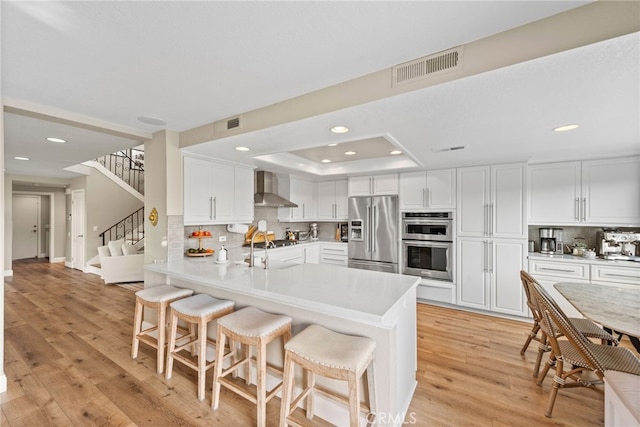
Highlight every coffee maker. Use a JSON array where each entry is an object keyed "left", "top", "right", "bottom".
[
  {"left": 596, "top": 231, "right": 640, "bottom": 260},
  {"left": 540, "top": 228, "right": 563, "bottom": 254}
]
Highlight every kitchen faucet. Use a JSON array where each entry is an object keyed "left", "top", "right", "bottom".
[{"left": 249, "top": 230, "right": 270, "bottom": 269}]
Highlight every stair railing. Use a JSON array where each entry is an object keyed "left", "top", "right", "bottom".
[
  {"left": 99, "top": 207, "right": 145, "bottom": 246},
  {"left": 95, "top": 148, "right": 145, "bottom": 195}
]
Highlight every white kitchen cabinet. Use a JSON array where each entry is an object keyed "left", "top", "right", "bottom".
[
  {"left": 234, "top": 166, "right": 254, "bottom": 223},
  {"left": 184, "top": 156, "right": 254, "bottom": 225},
  {"left": 316, "top": 180, "right": 348, "bottom": 221},
  {"left": 457, "top": 238, "right": 527, "bottom": 316},
  {"left": 268, "top": 243, "right": 320, "bottom": 265},
  {"left": 399, "top": 169, "right": 456, "bottom": 211},
  {"left": 348, "top": 174, "right": 398, "bottom": 196},
  {"left": 528, "top": 156, "right": 640, "bottom": 226},
  {"left": 303, "top": 244, "right": 320, "bottom": 264},
  {"left": 457, "top": 163, "right": 526, "bottom": 239},
  {"left": 320, "top": 242, "right": 348, "bottom": 266},
  {"left": 269, "top": 245, "right": 304, "bottom": 264},
  {"left": 528, "top": 257, "right": 591, "bottom": 318},
  {"left": 277, "top": 175, "right": 316, "bottom": 222}
]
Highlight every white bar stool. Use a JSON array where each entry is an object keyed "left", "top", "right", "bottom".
[
  {"left": 211, "top": 306, "right": 292, "bottom": 427},
  {"left": 165, "top": 294, "right": 235, "bottom": 401},
  {"left": 279, "top": 324, "right": 377, "bottom": 427},
  {"left": 131, "top": 285, "right": 194, "bottom": 374}
]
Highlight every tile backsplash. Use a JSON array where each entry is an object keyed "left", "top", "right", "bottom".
[
  {"left": 527, "top": 225, "right": 640, "bottom": 253},
  {"left": 183, "top": 207, "right": 345, "bottom": 252}
]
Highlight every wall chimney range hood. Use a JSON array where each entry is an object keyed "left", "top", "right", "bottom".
[{"left": 254, "top": 171, "right": 298, "bottom": 208}]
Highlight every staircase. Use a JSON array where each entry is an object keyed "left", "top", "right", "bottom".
[
  {"left": 95, "top": 148, "right": 145, "bottom": 195},
  {"left": 85, "top": 148, "right": 146, "bottom": 274}
]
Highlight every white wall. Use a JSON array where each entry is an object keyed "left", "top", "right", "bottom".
[{"left": 1, "top": 0, "right": 8, "bottom": 394}]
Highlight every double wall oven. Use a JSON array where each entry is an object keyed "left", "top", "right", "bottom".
[{"left": 402, "top": 212, "right": 454, "bottom": 281}]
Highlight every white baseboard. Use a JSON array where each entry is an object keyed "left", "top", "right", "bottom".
[
  {"left": 51, "top": 257, "right": 66, "bottom": 263},
  {"left": 0, "top": 372, "right": 6, "bottom": 393},
  {"left": 4, "top": 270, "right": 13, "bottom": 277},
  {"left": 64, "top": 261, "right": 72, "bottom": 268}
]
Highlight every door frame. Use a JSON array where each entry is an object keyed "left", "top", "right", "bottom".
[
  {"left": 71, "top": 189, "right": 86, "bottom": 271},
  {"left": 12, "top": 191, "right": 56, "bottom": 262}
]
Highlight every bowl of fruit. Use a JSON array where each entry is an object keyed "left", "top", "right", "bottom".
[{"left": 186, "top": 247, "right": 215, "bottom": 257}]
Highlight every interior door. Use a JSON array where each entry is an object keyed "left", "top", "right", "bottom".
[
  {"left": 71, "top": 190, "right": 86, "bottom": 270},
  {"left": 12, "top": 195, "right": 40, "bottom": 259}
]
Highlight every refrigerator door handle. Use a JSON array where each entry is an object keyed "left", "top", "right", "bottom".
[
  {"left": 366, "top": 205, "right": 372, "bottom": 253},
  {"left": 371, "top": 205, "right": 376, "bottom": 254}
]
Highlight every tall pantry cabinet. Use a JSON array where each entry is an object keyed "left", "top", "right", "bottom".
[{"left": 456, "top": 163, "right": 528, "bottom": 317}]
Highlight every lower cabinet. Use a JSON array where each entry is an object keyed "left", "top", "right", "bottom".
[
  {"left": 268, "top": 243, "right": 322, "bottom": 265},
  {"left": 457, "top": 238, "right": 528, "bottom": 317},
  {"left": 528, "top": 256, "right": 640, "bottom": 318},
  {"left": 320, "top": 242, "right": 348, "bottom": 266}
]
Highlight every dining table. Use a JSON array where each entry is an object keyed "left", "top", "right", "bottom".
[{"left": 554, "top": 282, "right": 640, "bottom": 351}]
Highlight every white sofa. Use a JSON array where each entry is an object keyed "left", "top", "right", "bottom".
[{"left": 97, "top": 239, "right": 144, "bottom": 284}]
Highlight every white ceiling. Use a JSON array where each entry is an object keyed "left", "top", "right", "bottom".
[{"left": 2, "top": 1, "right": 639, "bottom": 183}]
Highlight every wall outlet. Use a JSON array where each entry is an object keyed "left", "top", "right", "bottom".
[{"left": 219, "top": 235, "right": 227, "bottom": 242}]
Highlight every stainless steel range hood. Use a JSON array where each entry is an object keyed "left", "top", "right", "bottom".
[{"left": 254, "top": 171, "right": 298, "bottom": 208}]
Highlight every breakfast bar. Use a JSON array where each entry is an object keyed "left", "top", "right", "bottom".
[{"left": 146, "top": 258, "right": 420, "bottom": 426}]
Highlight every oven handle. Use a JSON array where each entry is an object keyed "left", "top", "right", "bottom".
[
  {"left": 402, "top": 219, "right": 453, "bottom": 225},
  {"left": 402, "top": 240, "right": 453, "bottom": 248}
]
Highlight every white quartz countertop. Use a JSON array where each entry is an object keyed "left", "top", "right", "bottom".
[
  {"left": 528, "top": 252, "right": 640, "bottom": 268},
  {"left": 146, "top": 258, "right": 419, "bottom": 327}
]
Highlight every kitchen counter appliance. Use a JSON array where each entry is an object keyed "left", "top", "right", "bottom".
[
  {"left": 540, "top": 227, "right": 563, "bottom": 255},
  {"left": 597, "top": 231, "right": 640, "bottom": 261},
  {"left": 401, "top": 212, "right": 454, "bottom": 281},
  {"left": 348, "top": 196, "right": 399, "bottom": 273}
]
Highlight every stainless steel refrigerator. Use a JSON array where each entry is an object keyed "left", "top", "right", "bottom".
[{"left": 348, "top": 195, "right": 399, "bottom": 273}]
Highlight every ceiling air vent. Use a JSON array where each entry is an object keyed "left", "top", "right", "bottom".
[
  {"left": 392, "top": 46, "right": 463, "bottom": 87},
  {"left": 432, "top": 145, "right": 466, "bottom": 153},
  {"left": 226, "top": 116, "right": 241, "bottom": 130}
]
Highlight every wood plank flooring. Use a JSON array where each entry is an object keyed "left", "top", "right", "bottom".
[{"left": 2, "top": 260, "right": 633, "bottom": 426}]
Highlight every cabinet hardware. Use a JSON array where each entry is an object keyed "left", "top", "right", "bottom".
[
  {"left": 600, "top": 272, "right": 636, "bottom": 279},
  {"left": 213, "top": 196, "right": 217, "bottom": 220},
  {"left": 539, "top": 267, "right": 575, "bottom": 273},
  {"left": 489, "top": 203, "right": 494, "bottom": 236},
  {"left": 581, "top": 198, "right": 586, "bottom": 221},
  {"left": 209, "top": 196, "right": 213, "bottom": 220},
  {"left": 423, "top": 188, "right": 426, "bottom": 207}
]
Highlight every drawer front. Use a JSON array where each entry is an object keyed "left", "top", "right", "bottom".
[
  {"left": 321, "top": 244, "right": 348, "bottom": 256},
  {"left": 591, "top": 264, "right": 640, "bottom": 285},
  {"left": 529, "top": 260, "right": 590, "bottom": 281},
  {"left": 320, "top": 254, "right": 348, "bottom": 266}
]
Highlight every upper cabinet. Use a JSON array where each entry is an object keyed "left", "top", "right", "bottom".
[
  {"left": 316, "top": 180, "right": 348, "bottom": 221},
  {"left": 457, "top": 163, "right": 526, "bottom": 239},
  {"left": 277, "top": 175, "right": 316, "bottom": 222},
  {"left": 348, "top": 174, "right": 398, "bottom": 196},
  {"left": 528, "top": 156, "right": 640, "bottom": 226},
  {"left": 399, "top": 169, "right": 456, "bottom": 210},
  {"left": 183, "top": 155, "right": 254, "bottom": 225}
]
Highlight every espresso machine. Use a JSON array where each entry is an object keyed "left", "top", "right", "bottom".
[
  {"left": 596, "top": 231, "right": 640, "bottom": 261},
  {"left": 540, "top": 228, "right": 564, "bottom": 254}
]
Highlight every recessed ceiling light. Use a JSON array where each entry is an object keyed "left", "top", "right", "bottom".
[
  {"left": 331, "top": 126, "right": 349, "bottom": 134},
  {"left": 390, "top": 150, "right": 402, "bottom": 155},
  {"left": 14, "top": 156, "right": 30, "bottom": 161},
  {"left": 553, "top": 124, "right": 579, "bottom": 132},
  {"left": 344, "top": 151, "right": 356, "bottom": 156},
  {"left": 235, "top": 146, "right": 250, "bottom": 152},
  {"left": 137, "top": 116, "right": 167, "bottom": 126},
  {"left": 46, "top": 137, "right": 67, "bottom": 143},
  {"left": 328, "top": 143, "right": 338, "bottom": 147},
  {"left": 321, "top": 159, "right": 331, "bottom": 163}
]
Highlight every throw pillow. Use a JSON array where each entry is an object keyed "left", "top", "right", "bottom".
[
  {"left": 108, "top": 239, "right": 125, "bottom": 256},
  {"left": 122, "top": 243, "right": 138, "bottom": 256}
]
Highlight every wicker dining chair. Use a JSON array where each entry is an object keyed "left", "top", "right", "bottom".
[
  {"left": 519, "top": 271, "right": 618, "bottom": 378},
  {"left": 530, "top": 281, "right": 640, "bottom": 418}
]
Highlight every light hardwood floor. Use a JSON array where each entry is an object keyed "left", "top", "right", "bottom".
[{"left": 2, "top": 260, "right": 631, "bottom": 426}]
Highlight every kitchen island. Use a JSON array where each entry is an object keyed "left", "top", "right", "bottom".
[{"left": 146, "top": 258, "right": 420, "bottom": 426}]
